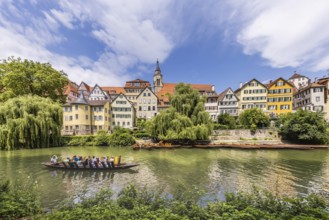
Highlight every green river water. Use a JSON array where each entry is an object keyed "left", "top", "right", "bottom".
[{"left": 1, "top": 147, "right": 329, "bottom": 209}]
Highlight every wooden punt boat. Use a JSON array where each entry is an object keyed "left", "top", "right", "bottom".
[{"left": 42, "top": 162, "right": 139, "bottom": 170}]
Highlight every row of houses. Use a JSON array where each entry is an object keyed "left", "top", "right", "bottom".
[{"left": 63, "top": 61, "right": 329, "bottom": 135}]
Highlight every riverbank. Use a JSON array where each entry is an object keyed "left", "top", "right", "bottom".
[{"left": 134, "top": 139, "right": 329, "bottom": 150}]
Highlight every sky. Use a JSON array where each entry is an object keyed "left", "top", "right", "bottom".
[{"left": 1, "top": 0, "right": 329, "bottom": 93}]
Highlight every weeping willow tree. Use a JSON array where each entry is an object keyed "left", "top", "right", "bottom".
[
  {"left": 148, "top": 83, "right": 213, "bottom": 142},
  {"left": 0, "top": 95, "right": 63, "bottom": 150}
]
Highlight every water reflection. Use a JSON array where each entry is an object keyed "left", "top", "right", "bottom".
[{"left": 1, "top": 147, "right": 329, "bottom": 208}]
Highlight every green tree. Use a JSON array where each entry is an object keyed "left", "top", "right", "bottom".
[
  {"left": 278, "top": 109, "right": 328, "bottom": 144},
  {"left": 238, "top": 108, "right": 270, "bottom": 129},
  {"left": 149, "top": 83, "right": 213, "bottom": 142},
  {"left": 108, "top": 127, "right": 135, "bottom": 147},
  {"left": 0, "top": 95, "right": 63, "bottom": 150},
  {"left": 0, "top": 57, "right": 69, "bottom": 103},
  {"left": 217, "top": 113, "right": 236, "bottom": 129},
  {"left": 93, "top": 130, "right": 110, "bottom": 146}
]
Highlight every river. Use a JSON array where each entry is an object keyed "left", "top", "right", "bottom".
[{"left": 1, "top": 147, "right": 329, "bottom": 208}]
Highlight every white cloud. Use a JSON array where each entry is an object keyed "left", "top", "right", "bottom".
[
  {"left": 0, "top": 0, "right": 177, "bottom": 86},
  {"left": 227, "top": 0, "right": 329, "bottom": 71}
]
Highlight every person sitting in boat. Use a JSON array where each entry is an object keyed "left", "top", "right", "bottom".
[
  {"left": 109, "top": 157, "right": 114, "bottom": 168},
  {"left": 50, "top": 155, "right": 58, "bottom": 164},
  {"left": 63, "top": 157, "right": 70, "bottom": 163},
  {"left": 91, "top": 156, "right": 97, "bottom": 168}
]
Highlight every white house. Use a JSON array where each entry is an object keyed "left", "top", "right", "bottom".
[
  {"left": 136, "top": 87, "right": 158, "bottom": 119},
  {"left": 218, "top": 88, "right": 239, "bottom": 117},
  {"left": 293, "top": 83, "right": 326, "bottom": 114},
  {"left": 110, "top": 93, "right": 135, "bottom": 130}
]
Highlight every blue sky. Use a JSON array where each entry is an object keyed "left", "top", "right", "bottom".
[{"left": 1, "top": 0, "right": 329, "bottom": 93}]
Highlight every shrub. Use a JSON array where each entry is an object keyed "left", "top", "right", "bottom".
[
  {"left": 93, "top": 130, "right": 110, "bottom": 146},
  {"left": 65, "top": 136, "right": 94, "bottom": 146},
  {"left": 278, "top": 110, "right": 329, "bottom": 144},
  {"left": 238, "top": 108, "right": 270, "bottom": 129},
  {"left": 217, "top": 113, "right": 236, "bottom": 129},
  {"left": 213, "top": 123, "right": 229, "bottom": 130},
  {"left": 108, "top": 128, "right": 135, "bottom": 147},
  {"left": 0, "top": 179, "right": 42, "bottom": 219}
]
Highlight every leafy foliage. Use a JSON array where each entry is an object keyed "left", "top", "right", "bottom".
[
  {"left": 238, "top": 108, "right": 270, "bottom": 129},
  {"left": 2, "top": 180, "right": 328, "bottom": 219},
  {"left": 148, "top": 83, "right": 213, "bottom": 142},
  {"left": 0, "top": 95, "right": 63, "bottom": 150},
  {"left": 93, "top": 130, "right": 110, "bottom": 146},
  {"left": 0, "top": 179, "right": 41, "bottom": 219},
  {"left": 108, "top": 127, "right": 135, "bottom": 147},
  {"left": 40, "top": 185, "right": 329, "bottom": 220},
  {"left": 277, "top": 109, "right": 329, "bottom": 144},
  {"left": 0, "top": 57, "right": 69, "bottom": 103},
  {"left": 217, "top": 113, "right": 236, "bottom": 129}
]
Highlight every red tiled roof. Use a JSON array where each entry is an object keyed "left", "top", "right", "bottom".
[
  {"left": 80, "top": 81, "right": 92, "bottom": 92},
  {"left": 156, "top": 83, "right": 214, "bottom": 103},
  {"left": 294, "top": 83, "right": 325, "bottom": 94},
  {"left": 64, "top": 81, "right": 79, "bottom": 95},
  {"left": 217, "top": 88, "right": 230, "bottom": 101},
  {"left": 289, "top": 73, "right": 305, "bottom": 79},
  {"left": 125, "top": 79, "right": 151, "bottom": 88},
  {"left": 101, "top": 86, "right": 125, "bottom": 94}
]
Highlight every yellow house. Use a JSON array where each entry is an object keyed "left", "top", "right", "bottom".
[
  {"left": 235, "top": 79, "right": 268, "bottom": 114},
  {"left": 267, "top": 77, "right": 294, "bottom": 116},
  {"left": 62, "top": 90, "right": 111, "bottom": 135}
]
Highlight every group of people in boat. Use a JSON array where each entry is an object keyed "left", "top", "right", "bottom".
[{"left": 50, "top": 155, "right": 121, "bottom": 168}]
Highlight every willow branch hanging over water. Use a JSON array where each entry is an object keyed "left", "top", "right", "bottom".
[
  {"left": 148, "top": 83, "right": 213, "bottom": 142},
  {"left": 0, "top": 95, "right": 63, "bottom": 150}
]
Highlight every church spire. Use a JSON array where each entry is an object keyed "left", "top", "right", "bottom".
[
  {"left": 155, "top": 59, "right": 161, "bottom": 72},
  {"left": 153, "top": 59, "right": 163, "bottom": 94}
]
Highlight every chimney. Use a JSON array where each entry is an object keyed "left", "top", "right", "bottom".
[
  {"left": 269, "top": 80, "right": 273, "bottom": 84},
  {"left": 239, "top": 82, "right": 243, "bottom": 88}
]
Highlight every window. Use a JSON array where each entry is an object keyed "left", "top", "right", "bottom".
[
  {"left": 152, "top": 106, "right": 155, "bottom": 111},
  {"left": 94, "top": 116, "right": 97, "bottom": 121},
  {"left": 280, "top": 105, "right": 290, "bottom": 110},
  {"left": 75, "top": 125, "right": 79, "bottom": 130},
  {"left": 148, "top": 106, "right": 151, "bottom": 111},
  {"left": 85, "top": 106, "right": 88, "bottom": 111},
  {"left": 143, "top": 93, "right": 146, "bottom": 96},
  {"left": 148, "top": 93, "right": 151, "bottom": 96},
  {"left": 99, "top": 126, "right": 102, "bottom": 130},
  {"left": 316, "top": 96, "right": 320, "bottom": 102},
  {"left": 127, "top": 122, "right": 130, "bottom": 126},
  {"left": 117, "top": 122, "right": 120, "bottom": 126},
  {"left": 123, "top": 122, "right": 125, "bottom": 126},
  {"left": 75, "top": 105, "right": 78, "bottom": 110},
  {"left": 65, "top": 126, "right": 68, "bottom": 130},
  {"left": 85, "top": 115, "right": 88, "bottom": 120},
  {"left": 69, "top": 116, "right": 73, "bottom": 121},
  {"left": 139, "top": 106, "right": 142, "bottom": 111},
  {"left": 75, "top": 114, "right": 79, "bottom": 120},
  {"left": 98, "top": 116, "right": 103, "bottom": 121}
]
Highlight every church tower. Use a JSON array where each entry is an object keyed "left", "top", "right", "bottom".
[{"left": 153, "top": 59, "right": 163, "bottom": 94}]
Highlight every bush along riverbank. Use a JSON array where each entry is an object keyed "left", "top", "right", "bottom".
[
  {"left": 61, "top": 128, "right": 135, "bottom": 147},
  {"left": 1, "top": 179, "right": 329, "bottom": 219}
]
